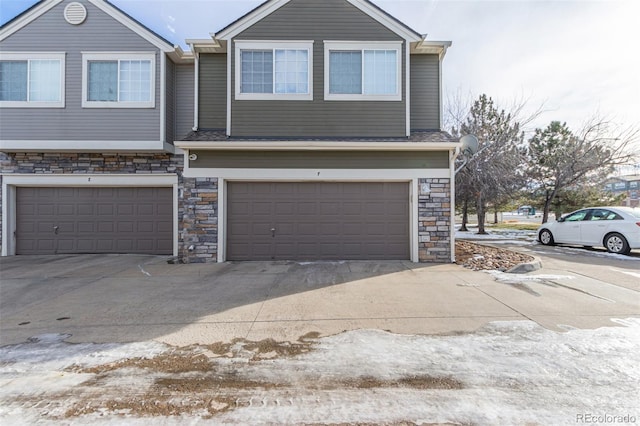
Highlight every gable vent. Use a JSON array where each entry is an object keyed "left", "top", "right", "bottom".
[{"left": 64, "top": 2, "right": 87, "bottom": 25}]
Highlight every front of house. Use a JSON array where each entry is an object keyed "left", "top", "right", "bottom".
[{"left": 1, "top": 0, "right": 459, "bottom": 263}]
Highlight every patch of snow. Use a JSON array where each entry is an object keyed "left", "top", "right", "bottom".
[
  {"left": 1, "top": 321, "right": 639, "bottom": 425},
  {"left": 216, "top": 320, "right": 640, "bottom": 425},
  {"left": 485, "top": 271, "right": 576, "bottom": 284},
  {"left": 456, "top": 228, "right": 537, "bottom": 242}
]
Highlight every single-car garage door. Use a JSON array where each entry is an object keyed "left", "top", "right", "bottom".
[
  {"left": 16, "top": 187, "right": 173, "bottom": 255},
  {"left": 227, "top": 182, "right": 410, "bottom": 261}
]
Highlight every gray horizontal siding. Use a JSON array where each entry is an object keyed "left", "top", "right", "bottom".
[
  {"left": 199, "top": 54, "right": 226, "bottom": 130},
  {"left": 411, "top": 54, "right": 440, "bottom": 130},
  {"left": 0, "top": 0, "right": 161, "bottom": 142},
  {"left": 192, "top": 150, "right": 449, "bottom": 169},
  {"left": 175, "top": 64, "right": 195, "bottom": 140},
  {"left": 231, "top": 0, "right": 406, "bottom": 138}
]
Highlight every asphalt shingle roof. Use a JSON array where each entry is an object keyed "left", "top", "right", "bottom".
[{"left": 181, "top": 130, "right": 458, "bottom": 143}]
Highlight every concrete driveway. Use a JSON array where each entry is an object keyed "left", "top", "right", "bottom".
[{"left": 1, "top": 250, "right": 639, "bottom": 347}]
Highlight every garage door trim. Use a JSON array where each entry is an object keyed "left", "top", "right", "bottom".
[
  {"left": 219, "top": 178, "right": 419, "bottom": 262},
  {"left": 2, "top": 174, "right": 178, "bottom": 256}
]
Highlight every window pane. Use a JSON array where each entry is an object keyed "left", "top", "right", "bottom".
[
  {"left": 120, "top": 60, "right": 151, "bottom": 102},
  {"left": 329, "top": 51, "right": 362, "bottom": 94},
  {"left": 274, "top": 49, "right": 308, "bottom": 94},
  {"left": 363, "top": 50, "right": 397, "bottom": 95},
  {"left": 0, "top": 61, "right": 28, "bottom": 101},
  {"left": 88, "top": 61, "right": 117, "bottom": 101},
  {"left": 241, "top": 50, "right": 273, "bottom": 94},
  {"left": 29, "top": 59, "right": 61, "bottom": 102}
]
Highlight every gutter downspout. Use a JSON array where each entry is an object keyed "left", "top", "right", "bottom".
[
  {"left": 192, "top": 49, "right": 199, "bottom": 131},
  {"left": 450, "top": 146, "right": 461, "bottom": 263}
]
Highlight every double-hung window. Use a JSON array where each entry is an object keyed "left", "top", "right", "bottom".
[
  {"left": 324, "top": 41, "right": 402, "bottom": 101},
  {"left": 82, "top": 52, "right": 155, "bottom": 108},
  {"left": 0, "top": 52, "right": 65, "bottom": 108},
  {"left": 235, "top": 41, "right": 313, "bottom": 100}
]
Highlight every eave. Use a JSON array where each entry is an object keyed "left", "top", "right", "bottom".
[{"left": 175, "top": 141, "right": 460, "bottom": 152}]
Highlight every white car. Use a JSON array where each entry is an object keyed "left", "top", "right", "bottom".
[{"left": 537, "top": 206, "right": 640, "bottom": 255}]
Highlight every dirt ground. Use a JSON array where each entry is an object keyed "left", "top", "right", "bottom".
[{"left": 32, "top": 335, "right": 462, "bottom": 422}]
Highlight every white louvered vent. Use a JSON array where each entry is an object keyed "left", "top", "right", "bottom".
[{"left": 64, "top": 2, "right": 87, "bottom": 25}]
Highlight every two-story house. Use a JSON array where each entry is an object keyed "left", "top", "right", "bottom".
[
  {"left": 0, "top": 0, "right": 193, "bottom": 258},
  {"left": 1, "top": 0, "right": 459, "bottom": 264}
]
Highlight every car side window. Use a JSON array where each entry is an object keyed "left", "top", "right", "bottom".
[
  {"left": 589, "top": 209, "right": 622, "bottom": 221},
  {"left": 604, "top": 211, "right": 623, "bottom": 220},
  {"left": 589, "top": 209, "right": 607, "bottom": 221},
  {"left": 565, "top": 210, "right": 589, "bottom": 222}
]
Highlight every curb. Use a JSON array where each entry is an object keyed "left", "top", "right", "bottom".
[{"left": 506, "top": 258, "right": 542, "bottom": 274}]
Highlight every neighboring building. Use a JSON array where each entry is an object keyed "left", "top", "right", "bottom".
[
  {"left": 604, "top": 176, "right": 640, "bottom": 208},
  {"left": 1, "top": 0, "right": 459, "bottom": 263}
]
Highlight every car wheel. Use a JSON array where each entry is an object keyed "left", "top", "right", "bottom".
[
  {"left": 539, "top": 229, "right": 555, "bottom": 246},
  {"left": 604, "top": 233, "right": 631, "bottom": 255}
]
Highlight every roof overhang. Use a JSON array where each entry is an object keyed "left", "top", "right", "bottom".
[
  {"left": 186, "top": 38, "right": 226, "bottom": 54},
  {"left": 412, "top": 39, "right": 452, "bottom": 59},
  {"left": 175, "top": 141, "right": 460, "bottom": 151}
]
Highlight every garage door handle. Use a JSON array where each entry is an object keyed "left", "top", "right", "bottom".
[
  {"left": 53, "top": 225, "right": 59, "bottom": 235},
  {"left": 271, "top": 228, "right": 276, "bottom": 237}
]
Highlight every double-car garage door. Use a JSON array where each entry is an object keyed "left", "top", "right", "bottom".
[
  {"left": 227, "top": 182, "right": 410, "bottom": 261},
  {"left": 16, "top": 187, "right": 173, "bottom": 255}
]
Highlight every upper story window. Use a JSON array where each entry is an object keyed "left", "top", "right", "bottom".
[
  {"left": 235, "top": 41, "right": 314, "bottom": 101},
  {"left": 324, "top": 41, "right": 402, "bottom": 101},
  {"left": 82, "top": 52, "right": 155, "bottom": 108},
  {"left": 0, "top": 52, "right": 65, "bottom": 108}
]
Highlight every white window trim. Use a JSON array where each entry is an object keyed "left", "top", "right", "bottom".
[
  {"left": 235, "top": 40, "right": 314, "bottom": 101},
  {"left": 324, "top": 41, "right": 402, "bottom": 101},
  {"left": 0, "top": 52, "right": 65, "bottom": 108},
  {"left": 81, "top": 52, "right": 156, "bottom": 108}
]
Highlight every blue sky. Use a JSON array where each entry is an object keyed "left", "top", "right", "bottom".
[{"left": 2, "top": 0, "right": 639, "bottom": 136}]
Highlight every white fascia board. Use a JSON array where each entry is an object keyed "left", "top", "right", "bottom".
[
  {"left": 184, "top": 168, "right": 451, "bottom": 180},
  {"left": 175, "top": 141, "right": 460, "bottom": 151},
  {"left": 87, "top": 0, "right": 175, "bottom": 52},
  {"left": 214, "top": 0, "right": 291, "bottom": 40},
  {"left": 0, "top": 0, "right": 64, "bottom": 42},
  {"left": 2, "top": 174, "right": 178, "bottom": 187},
  {"left": 346, "top": 0, "right": 421, "bottom": 42},
  {"left": 0, "top": 140, "right": 173, "bottom": 153}
]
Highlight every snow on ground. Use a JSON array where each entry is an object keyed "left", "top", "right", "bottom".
[
  {"left": 456, "top": 227, "right": 538, "bottom": 242},
  {"left": 1, "top": 320, "right": 639, "bottom": 425}
]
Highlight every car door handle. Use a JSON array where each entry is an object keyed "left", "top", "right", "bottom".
[{"left": 53, "top": 225, "right": 59, "bottom": 235}]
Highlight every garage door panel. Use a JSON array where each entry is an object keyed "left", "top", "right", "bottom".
[
  {"left": 227, "top": 182, "right": 409, "bottom": 261},
  {"left": 37, "top": 204, "right": 55, "bottom": 215},
  {"left": 77, "top": 222, "right": 95, "bottom": 233},
  {"left": 16, "top": 187, "right": 173, "bottom": 255}
]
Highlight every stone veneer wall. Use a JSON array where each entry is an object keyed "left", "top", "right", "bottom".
[
  {"left": 418, "top": 178, "right": 452, "bottom": 262},
  {"left": 180, "top": 178, "right": 218, "bottom": 263},
  {"left": 0, "top": 152, "right": 210, "bottom": 263}
]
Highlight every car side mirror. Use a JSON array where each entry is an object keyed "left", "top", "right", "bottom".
[{"left": 557, "top": 217, "right": 565, "bottom": 223}]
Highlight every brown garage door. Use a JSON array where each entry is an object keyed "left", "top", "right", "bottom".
[
  {"left": 227, "top": 182, "right": 410, "bottom": 261},
  {"left": 16, "top": 187, "right": 173, "bottom": 255}
]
